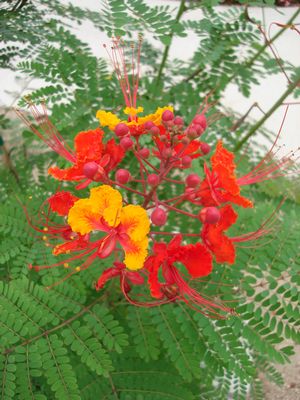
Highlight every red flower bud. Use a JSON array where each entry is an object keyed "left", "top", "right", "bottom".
[
  {"left": 199, "top": 207, "right": 220, "bottom": 224},
  {"left": 144, "top": 121, "right": 155, "bottom": 130},
  {"left": 173, "top": 116, "right": 184, "bottom": 126},
  {"left": 162, "top": 110, "right": 174, "bottom": 122},
  {"left": 151, "top": 207, "right": 167, "bottom": 226},
  {"left": 185, "top": 187, "right": 196, "bottom": 200},
  {"left": 162, "top": 148, "right": 172, "bottom": 159},
  {"left": 115, "top": 123, "right": 129, "bottom": 137},
  {"left": 150, "top": 126, "right": 160, "bottom": 136},
  {"left": 160, "top": 135, "right": 168, "bottom": 143},
  {"left": 200, "top": 142, "right": 211, "bottom": 155},
  {"left": 83, "top": 161, "right": 99, "bottom": 179},
  {"left": 193, "top": 123, "right": 204, "bottom": 136},
  {"left": 120, "top": 137, "right": 134, "bottom": 150},
  {"left": 139, "top": 148, "right": 150, "bottom": 159},
  {"left": 116, "top": 169, "right": 131, "bottom": 184},
  {"left": 187, "top": 127, "right": 198, "bottom": 139},
  {"left": 147, "top": 173, "right": 159, "bottom": 186},
  {"left": 185, "top": 173, "right": 201, "bottom": 188},
  {"left": 182, "top": 155, "right": 192, "bottom": 168},
  {"left": 182, "top": 136, "right": 190, "bottom": 145},
  {"left": 193, "top": 114, "right": 207, "bottom": 130}
]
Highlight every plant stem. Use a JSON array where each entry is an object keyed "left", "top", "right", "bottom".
[
  {"left": 234, "top": 72, "right": 300, "bottom": 152},
  {"left": 155, "top": 0, "right": 186, "bottom": 87}
]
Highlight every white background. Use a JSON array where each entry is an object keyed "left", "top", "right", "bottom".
[{"left": 1, "top": 1, "right": 299, "bottom": 150}]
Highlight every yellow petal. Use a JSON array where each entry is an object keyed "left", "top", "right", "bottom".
[
  {"left": 123, "top": 237, "right": 148, "bottom": 270},
  {"left": 120, "top": 205, "right": 150, "bottom": 242},
  {"left": 96, "top": 110, "right": 121, "bottom": 130},
  {"left": 68, "top": 199, "right": 99, "bottom": 235},
  {"left": 138, "top": 106, "right": 173, "bottom": 126},
  {"left": 90, "top": 185, "right": 122, "bottom": 227},
  {"left": 123, "top": 106, "right": 144, "bottom": 116}
]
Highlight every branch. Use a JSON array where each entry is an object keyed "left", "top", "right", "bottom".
[
  {"left": 155, "top": 0, "right": 186, "bottom": 87},
  {"left": 234, "top": 72, "right": 300, "bottom": 152},
  {"left": 3, "top": 295, "right": 105, "bottom": 355}
]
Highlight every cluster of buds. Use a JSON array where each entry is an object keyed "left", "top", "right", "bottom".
[{"left": 16, "top": 38, "right": 298, "bottom": 318}]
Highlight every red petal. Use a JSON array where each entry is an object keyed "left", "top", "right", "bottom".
[
  {"left": 145, "top": 256, "right": 164, "bottom": 299},
  {"left": 95, "top": 267, "right": 121, "bottom": 290},
  {"left": 218, "top": 205, "right": 238, "bottom": 231},
  {"left": 75, "top": 128, "right": 104, "bottom": 163},
  {"left": 104, "top": 139, "right": 125, "bottom": 171},
  {"left": 175, "top": 243, "right": 213, "bottom": 278},
  {"left": 48, "top": 191, "right": 78, "bottom": 216},
  {"left": 48, "top": 165, "right": 84, "bottom": 181}
]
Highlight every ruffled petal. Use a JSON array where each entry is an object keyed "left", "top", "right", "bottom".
[
  {"left": 120, "top": 205, "right": 150, "bottom": 242},
  {"left": 96, "top": 110, "right": 121, "bottom": 130},
  {"left": 104, "top": 139, "right": 125, "bottom": 172},
  {"left": 48, "top": 191, "right": 79, "bottom": 216},
  {"left": 89, "top": 185, "right": 123, "bottom": 227},
  {"left": 67, "top": 199, "right": 103, "bottom": 235},
  {"left": 74, "top": 128, "right": 104, "bottom": 163},
  {"left": 176, "top": 243, "right": 213, "bottom": 278},
  {"left": 122, "top": 237, "right": 149, "bottom": 270}
]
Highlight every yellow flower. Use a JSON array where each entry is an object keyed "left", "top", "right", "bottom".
[
  {"left": 68, "top": 185, "right": 150, "bottom": 270},
  {"left": 96, "top": 106, "right": 174, "bottom": 131}
]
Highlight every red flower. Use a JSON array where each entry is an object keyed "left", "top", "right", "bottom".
[
  {"left": 49, "top": 128, "right": 124, "bottom": 189},
  {"left": 144, "top": 235, "right": 232, "bottom": 317},
  {"left": 197, "top": 141, "right": 253, "bottom": 208},
  {"left": 201, "top": 204, "right": 237, "bottom": 264}
]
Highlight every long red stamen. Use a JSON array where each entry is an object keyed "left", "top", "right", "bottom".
[{"left": 15, "top": 101, "right": 76, "bottom": 163}]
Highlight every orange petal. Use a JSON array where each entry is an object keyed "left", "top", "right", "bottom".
[
  {"left": 48, "top": 165, "right": 83, "bottom": 181},
  {"left": 74, "top": 128, "right": 104, "bottom": 163}
]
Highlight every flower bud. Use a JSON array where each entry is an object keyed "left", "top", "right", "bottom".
[
  {"left": 173, "top": 116, "right": 184, "bottom": 126},
  {"left": 193, "top": 123, "right": 204, "bottom": 136},
  {"left": 120, "top": 137, "right": 134, "bottom": 150},
  {"left": 193, "top": 114, "right": 207, "bottom": 130},
  {"left": 182, "top": 155, "right": 192, "bottom": 168},
  {"left": 144, "top": 121, "right": 155, "bottom": 130},
  {"left": 185, "top": 187, "right": 196, "bottom": 200},
  {"left": 83, "top": 161, "right": 99, "bottom": 179},
  {"left": 162, "top": 110, "right": 174, "bottom": 122},
  {"left": 150, "top": 126, "right": 160, "bottom": 136},
  {"left": 147, "top": 173, "right": 159, "bottom": 186},
  {"left": 139, "top": 148, "right": 150, "bottom": 159},
  {"left": 182, "top": 136, "right": 190, "bottom": 145},
  {"left": 187, "top": 127, "right": 198, "bottom": 139},
  {"left": 151, "top": 207, "right": 167, "bottom": 226},
  {"left": 185, "top": 173, "right": 201, "bottom": 188},
  {"left": 162, "top": 148, "right": 172, "bottom": 159},
  {"left": 200, "top": 142, "right": 211, "bottom": 155},
  {"left": 115, "top": 123, "right": 129, "bottom": 137},
  {"left": 160, "top": 135, "right": 168, "bottom": 143},
  {"left": 199, "top": 207, "right": 220, "bottom": 224},
  {"left": 116, "top": 169, "right": 131, "bottom": 184}
]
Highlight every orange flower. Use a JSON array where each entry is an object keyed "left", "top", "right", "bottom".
[
  {"left": 68, "top": 185, "right": 150, "bottom": 270},
  {"left": 198, "top": 141, "right": 253, "bottom": 208},
  {"left": 49, "top": 128, "right": 124, "bottom": 189}
]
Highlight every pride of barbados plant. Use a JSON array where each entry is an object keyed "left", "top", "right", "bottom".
[{"left": 16, "top": 37, "right": 298, "bottom": 320}]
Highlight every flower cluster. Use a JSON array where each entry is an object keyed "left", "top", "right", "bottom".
[{"left": 17, "top": 38, "right": 297, "bottom": 318}]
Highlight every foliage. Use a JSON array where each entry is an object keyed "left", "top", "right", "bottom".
[{"left": 0, "top": 0, "right": 300, "bottom": 399}]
